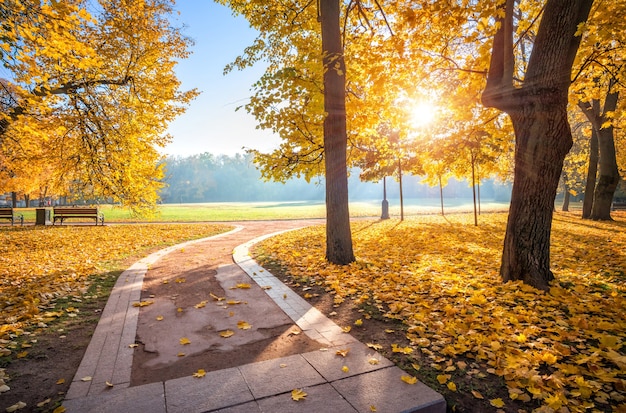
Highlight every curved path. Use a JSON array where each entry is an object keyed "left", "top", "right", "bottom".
[{"left": 62, "top": 220, "right": 444, "bottom": 413}]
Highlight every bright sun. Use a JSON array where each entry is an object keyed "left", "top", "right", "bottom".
[{"left": 409, "top": 101, "right": 437, "bottom": 128}]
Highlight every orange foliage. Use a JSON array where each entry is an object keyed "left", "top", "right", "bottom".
[
  {"left": 0, "top": 224, "right": 230, "bottom": 335},
  {"left": 256, "top": 212, "right": 626, "bottom": 412}
]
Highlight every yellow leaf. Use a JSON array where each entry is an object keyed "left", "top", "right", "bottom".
[
  {"left": 210, "top": 293, "right": 225, "bottom": 301},
  {"left": 471, "top": 390, "right": 484, "bottom": 399},
  {"left": 291, "top": 388, "right": 307, "bottom": 401},
  {"left": 436, "top": 374, "right": 450, "bottom": 385},
  {"left": 156, "top": 315, "right": 164, "bottom": 321},
  {"left": 342, "top": 366, "right": 349, "bottom": 373},
  {"left": 304, "top": 293, "right": 313, "bottom": 299},
  {"left": 237, "top": 320, "right": 252, "bottom": 330},
  {"left": 234, "top": 283, "right": 251, "bottom": 289},
  {"left": 132, "top": 301, "right": 154, "bottom": 307},
  {"left": 490, "top": 398, "right": 505, "bottom": 408},
  {"left": 354, "top": 319, "right": 363, "bottom": 326},
  {"left": 56, "top": 378, "right": 65, "bottom": 385},
  {"left": 129, "top": 344, "right": 139, "bottom": 348},
  {"left": 384, "top": 329, "right": 394, "bottom": 333},
  {"left": 192, "top": 369, "right": 206, "bottom": 378},
  {"left": 16, "top": 351, "right": 28, "bottom": 358},
  {"left": 370, "top": 406, "right": 377, "bottom": 412},
  {"left": 194, "top": 301, "right": 207, "bottom": 309},
  {"left": 342, "top": 326, "right": 352, "bottom": 333},
  {"left": 447, "top": 381, "right": 457, "bottom": 392},
  {"left": 227, "top": 300, "right": 242, "bottom": 305},
  {"left": 411, "top": 363, "right": 421, "bottom": 371},
  {"left": 106, "top": 381, "right": 114, "bottom": 387},
  {"left": 336, "top": 349, "right": 350, "bottom": 357},
  {"left": 401, "top": 375, "right": 418, "bottom": 384},
  {"left": 391, "top": 344, "right": 413, "bottom": 354},
  {"left": 177, "top": 352, "right": 185, "bottom": 357},
  {"left": 52, "top": 407, "right": 66, "bottom": 413},
  {"left": 368, "top": 357, "right": 379, "bottom": 365},
  {"left": 179, "top": 337, "right": 191, "bottom": 345},
  {"left": 81, "top": 376, "right": 92, "bottom": 382},
  {"left": 367, "top": 343, "right": 383, "bottom": 351},
  {"left": 220, "top": 330, "right": 235, "bottom": 338}
]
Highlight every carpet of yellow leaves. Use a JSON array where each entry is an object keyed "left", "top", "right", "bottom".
[
  {"left": 0, "top": 224, "right": 230, "bottom": 336},
  {"left": 256, "top": 212, "right": 626, "bottom": 412}
]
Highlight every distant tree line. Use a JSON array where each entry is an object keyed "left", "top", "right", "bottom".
[{"left": 159, "top": 153, "right": 512, "bottom": 204}]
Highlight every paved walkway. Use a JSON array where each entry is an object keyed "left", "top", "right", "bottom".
[{"left": 62, "top": 223, "right": 445, "bottom": 413}]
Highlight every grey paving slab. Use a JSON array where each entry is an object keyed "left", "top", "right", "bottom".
[
  {"left": 62, "top": 382, "right": 165, "bottom": 413},
  {"left": 302, "top": 343, "right": 394, "bottom": 382},
  {"left": 165, "top": 367, "right": 254, "bottom": 413},
  {"left": 213, "top": 400, "right": 262, "bottom": 413},
  {"left": 331, "top": 367, "right": 446, "bottom": 413},
  {"left": 256, "top": 383, "right": 359, "bottom": 413},
  {"left": 238, "top": 354, "right": 326, "bottom": 399}
]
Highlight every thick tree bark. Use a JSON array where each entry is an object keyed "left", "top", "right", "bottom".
[
  {"left": 482, "top": 0, "right": 593, "bottom": 290},
  {"left": 582, "top": 128, "right": 598, "bottom": 219},
  {"left": 320, "top": 0, "right": 355, "bottom": 265}
]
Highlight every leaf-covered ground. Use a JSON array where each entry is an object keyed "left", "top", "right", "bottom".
[
  {"left": 0, "top": 224, "right": 230, "bottom": 337},
  {"left": 255, "top": 212, "right": 626, "bottom": 413}
]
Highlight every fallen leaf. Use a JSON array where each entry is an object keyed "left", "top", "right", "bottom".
[
  {"left": 370, "top": 406, "right": 377, "bottom": 412},
  {"left": 56, "top": 378, "right": 65, "bottom": 385},
  {"left": 156, "top": 315, "right": 164, "bottom": 321},
  {"left": 177, "top": 352, "right": 185, "bottom": 357},
  {"left": 401, "top": 375, "right": 418, "bottom": 384},
  {"left": 280, "top": 363, "right": 288, "bottom": 368},
  {"left": 447, "top": 381, "right": 457, "bottom": 391},
  {"left": 342, "top": 365, "right": 349, "bottom": 372},
  {"left": 106, "top": 381, "right": 114, "bottom": 387},
  {"left": 368, "top": 357, "right": 379, "bottom": 365},
  {"left": 237, "top": 321, "right": 252, "bottom": 330},
  {"left": 179, "top": 337, "right": 191, "bottom": 345},
  {"left": 132, "top": 301, "right": 154, "bottom": 307},
  {"left": 490, "top": 398, "right": 505, "bottom": 408},
  {"left": 36, "top": 399, "right": 51, "bottom": 408},
  {"left": 436, "top": 374, "right": 451, "bottom": 385},
  {"left": 52, "top": 407, "right": 66, "bottom": 413},
  {"left": 367, "top": 343, "right": 383, "bottom": 351},
  {"left": 471, "top": 390, "right": 484, "bottom": 399},
  {"left": 192, "top": 369, "right": 206, "bottom": 378},
  {"left": 342, "top": 326, "right": 352, "bottom": 333},
  {"left": 6, "top": 401, "right": 27, "bottom": 412},
  {"left": 233, "top": 283, "right": 251, "bottom": 289},
  {"left": 81, "top": 376, "right": 92, "bottom": 382},
  {"left": 194, "top": 301, "right": 208, "bottom": 309},
  {"left": 16, "top": 351, "right": 28, "bottom": 358},
  {"left": 129, "top": 344, "right": 139, "bottom": 348},
  {"left": 291, "top": 388, "right": 307, "bottom": 401},
  {"left": 210, "top": 293, "right": 225, "bottom": 301},
  {"left": 336, "top": 349, "right": 350, "bottom": 357},
  {"left": 354, "top": 319, "right": 363, "bottom": 326},
  {"left": 219, "top": 330, "right": 235, "bottom": 338}
]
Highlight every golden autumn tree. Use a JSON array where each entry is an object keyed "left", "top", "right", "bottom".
[{"left": 0, "top": 0, "right": 197, "bottom": 213}]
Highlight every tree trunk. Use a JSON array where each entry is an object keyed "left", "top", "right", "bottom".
[
  {"left": 591, "top": 123, "right": 620, "bottom": 220},
  {"left": 320, "top": 0, "right": 354, "bottom": 265},
  {"left": 579, "top": 88, "right": 620, "bottom": 220},
  {"left": 11, "top": 192, "right": 17, "bottom": 208},
  {"left": 582, "top": 128, "right": 598, "bottom": 219},
  {"left": 500, "top": 105, "right": 572, "bottom": 290},
  {"left": 562, "top": 182, "right": 570, "bottom": 212},
  {"left": 482, "top": 0, "right": 593, "bottom": 290}
]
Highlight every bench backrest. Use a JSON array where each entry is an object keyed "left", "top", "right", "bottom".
[
  {"left": 0, "top": 208, "right": 13, "bottom": 216},
  {"left": 54, "top": 207, "right": 99, "bottom": 215}
]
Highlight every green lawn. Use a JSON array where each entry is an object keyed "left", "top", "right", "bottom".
[{"left": 9, "top": 200, "right": 511, "bottom": 223}]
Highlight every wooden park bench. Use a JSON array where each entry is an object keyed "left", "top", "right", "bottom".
[
  {"left": 612, "top": 202, "right": 626, "bottom": 211},
  {"left": 0, "top": 207, "right": 23, "bottom": 226},
  {"left": 53, "top": 207, "right": 104, "bottom": 226}
]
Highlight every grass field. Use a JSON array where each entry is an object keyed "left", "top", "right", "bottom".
[{"left": 9, "top": 199, "right": 512, "bottom": 223}]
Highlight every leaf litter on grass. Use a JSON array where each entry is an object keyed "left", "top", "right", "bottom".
[{"left": 254, "top": 212, "right": 626, "bottom": 412}]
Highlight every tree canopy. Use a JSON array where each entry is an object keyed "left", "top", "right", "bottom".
[{"left": 0, "top": 0, "right": 196, "bottom": 213}]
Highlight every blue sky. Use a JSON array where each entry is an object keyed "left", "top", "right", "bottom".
[{"left": 163, "top": 2, "right": 281, "bottom": 157}]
